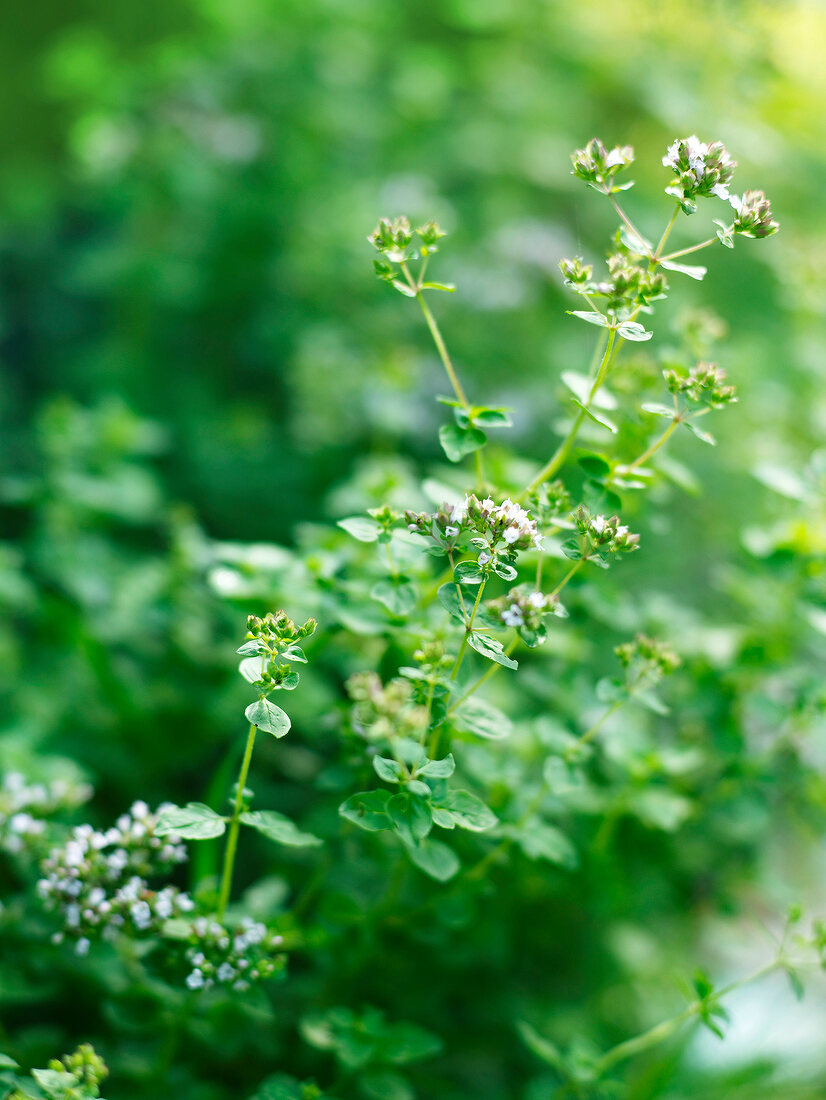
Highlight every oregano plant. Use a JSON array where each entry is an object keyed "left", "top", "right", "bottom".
[{"left": 6, "top": 135, "right": 824, "bottom": 1100}]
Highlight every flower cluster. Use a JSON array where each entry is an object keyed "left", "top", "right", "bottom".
[
  {"left": 238, "top": 610, "right": 317, "bottom": 692},
  {"left": 527, "top": 479, "right": 571, "bottom": 527},
  {"left": 8, "top": 1045, "right": 109, "bottom": 1100},
  {"left": 0, "top": 772, "right": 92, "bottom": 857},
  {"left": 408, "top": 496, "right": 540, "bottom": 552},
  {"left": 572, "top": 505, "right": 640, "bottom": 560},
  {"left": 184, "top": 917, "right": 286, "bottom": 992},
  {"left": 615, "top": 634, "right": 681, "bottom": 683},
  {"left": 368, "top": 217, "right": 446, "bottom": 290},
  {"left": 487, "top": 586, "right": 568, "bottom": 647},
  {"left": 729, "top": 190, "right": 779, "bottom": 239},
  {"left": 662, "top": 135, "right": 736, "bottom": 212},
  {"left": 570, "top": 138, "right": 634, "bottom": 193},
  {"left": 664, "top": 362, "right": 737, "bottom": 407},
  {"left": 38, "top": 801, "right": 192, "bottom": 955},
  {"left": 560, "top": 250, "right": 666, "bottom": 313},
  {"left": 347, "top": 672, "right": 428, "bottom": 742}
]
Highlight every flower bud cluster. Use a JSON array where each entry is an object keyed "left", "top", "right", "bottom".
[
  {"left": 184, "top": 916, "right": 286, "bottom": 993},
  {"left": 369, "top": 217, "right": 446, "bottom": 285},
  {"left": 729, "top": 190, "right": 779, "bottom": 238},
  {"left": 615, "top": 634, "right": 681, "bottom": 684},
  {"left": 487, "top": 586, "right": 568, "bottom": 647},
  {"left": 662, "top": 135, "right": 736, "bottom": 211},
  {"left": 240, "top": 610, "right": 317, "bottom": 693},
  {"left": 602, "top": 253, "right": 668, "bottom": 310},
  {"left": 527, "top": 480, "right": 571, "bottom": 526},
  {"left": 407, "top": 495, "right": 541, "bottom": 556},
  {"left": 0, "top": 772, "right": 92, "bottom": 857},
  {"left": 571, "top": 138, "right": 634, "bottom": 192},
  {"left": 664, "top": 362, "right": 737, "bottom": 407},
  {"left": 38, "top": 801, "right": 192, "bottom": 956},
  {"left": 346, "top": 672, "right": 428, "bottom": 742},
  {"left": 573, "top": 505, "right": 640, "bottom": 556},
  {"left": 559, "top": 256, "right": 593, "bottom": 287},
  {"left": 412, "top": 639, "right": 453, "bottom": 678},
  {"left": 52, "top": 1045, "right": 109, "bottom": 1096},
  {"left": 245, "top": 610, "right": 317, "bottom": 649}
]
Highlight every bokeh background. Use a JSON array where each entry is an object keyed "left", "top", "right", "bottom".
[{"left": 3, "top": 0, "right": 826, "bottom": 1097}]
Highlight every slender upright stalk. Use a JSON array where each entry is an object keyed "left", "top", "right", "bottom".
[
  {"left": 549, "top": 559, "right": 583, "bottom": 599},
  {"left": 624, "top": 418, "right": 679, "bottom": 472},
  {"left": 450, "top": 580, "right": 487, "bottom": 681},
  {"left": 523, "top": 328, "right": 618, "bottom": 495},
  {"left": 217, "top": 723, "right": 257, "bottom": 920},
  {"left": 661, "top": 237, "right": 717, "bottom": 261}
]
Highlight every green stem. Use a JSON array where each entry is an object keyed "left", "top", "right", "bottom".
[
  {"left": 523, "top": 328, "right": 618, "bottom": 495},
  {"left": 653, "top": 204, "right": 681, "bottom": 260},
  {"left": 450, "top": 579, "right": 487, "bottom": 681},
  {"left": 609, "top": 195, "right": 649, "bottom": 254},
  {"left": 576, "top": 698, "right": 624, "bottom": 749},
  {"left": 415, "top": 291, "right": 470, "bottom": 408},
  {"left": 448, "top": 636, "right": 519, "bottom": 712},
  {"left": 660, "top": 237, "right": 718, "bottom": 261},
  {"left": 624, "top": 418, "right": 679, "bottom": 471},
  {"left": 593, "top": 960, "right": 782, "bottom": 1075},
  {"left": 549, "top": 559, "right": 583, "bottom": 599},
  {"left": 216, "top": 722, "right": 257, "bottom": 920}
]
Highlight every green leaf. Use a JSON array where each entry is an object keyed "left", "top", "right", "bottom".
[
  {"left": 640, "top": 402, "right": 676, "bottom": 418},
  {"left": 713, "top": 219, "right": 735, "bottom": 248},
  {"left": 275, "top": 672, "right": 300, "bottom": 691},
  {"left": 339, "top": 790, "right": 393, "bottom": 831},
  {"left": 380, "top": 1021, "right": 444, "bottom": 1064},
  {"left": 246, "top": 698, "right": 291, "bottom": 738},
  {"left": 634, "top": 688, "right": 670, "bottom": 715},
  {"left": 634, "top": 788, "right": 692, "bottom": 831},
  {"left": 561, "top": 371, "right": 617, "bottom": 409},
  {"left": 576, "top": 451, "right": 612, "bottom": 477},
  {"left": 437, "top": 582, "right": 466, "bottom": 623},
  {"left": 32, "top": 1069, "right": 78, "bottom": 1097},
  {"left": 155, "top": 802, "right": 226, "bottom": 839},
  {"left": 561, "top": 538, "right": 583, "bottom": 561},
  {"left": 516, "top": 1021, "right": 565, "bottom": 1070},
  {"left": 572, "top": 398, "right": 617, "bottom": 433},
  {"left": 237, "top": 639, "right": 269, "bottom": 657},
  {"left": 337, "top": 516, "right": 382, "bottom": 542},
  {"left": 683, "top": 420, "right": 716, "bottom": 445},
  {"left": 616, "top": 320, "right": 652, "bottom": 342},
  {"left": 567, "top": 310, "right": 610, "bottom": 328},
  {"left": 417, "top": 754, "right": 455, "bottom": 779},
  {"left": 660, "top": 258, "right": 707, "bottom": 280},
  {"left": 392, "top": 280, "right": 417, "bottom": 297},
  {"left": 421, "top": 281, "right": 455, "bottom": 292},
  {"left": 439, "top": 423, "right": 487, "bottom": 462},
  {"left": 404, "top": 837, "right": 461, "bottom": 881},
  {"left": 387, "top": 792, "right": 432, "bottom": 846},
  {"left": 512, "top": 820, "right": 578, "bottom": 868},
  {"left": 619, "top": 225, "right": 653, "bottom": 254},
  {"left": 240, "top": 810, "right": 322, "bottom": 847},
  {"left": 0, "top": 1055, "right": 19, "bottom": 1070},
  {"left": 373, "top": 756, "right": 404, "bottom": 783},
  {"left": 467, "top": 633, "right": 518, "bottom": 669},
  {"left": 454, "top": 560, "right": 484, "bottom": 585},
  {"left": 435, "top": 790, "right": 497, "bottom": 831},
  {"left": 370, "top": 577, "right": 417, "bottom": 616},
  {"left": 473, "top": 407, "right": 512, "bottom": 427},
  {"left": 452, "top": 698, "right": 513, "bottom": 740}
]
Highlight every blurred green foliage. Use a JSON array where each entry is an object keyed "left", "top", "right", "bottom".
[{"left": 2, "top": 0, "right": 826, "bottom": 1097}]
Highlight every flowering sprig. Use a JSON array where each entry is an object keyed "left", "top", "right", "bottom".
[
  {"left": 3, "top": 1045, "right": 109, "bottom": 1100},
  {"left": 486, "top": 585, "right": 568, "bottom": 648},
  {"left": 0, "top": 772, "right": 91, "bottom": 857},
  {"left": 662, "top": 135, "right": 736, "bottom": 212},
  {"left": 182, "top": 916, "right": 286, "bottom": 992},
  {"left": 564, "top": 505, "right": 640, "bottom": 568},
  {"left": 37, "top": 802, "right": 192, "bottom": 956},
  {"left": 570, "top": 138, "right": 635, "bottom": 193}
]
